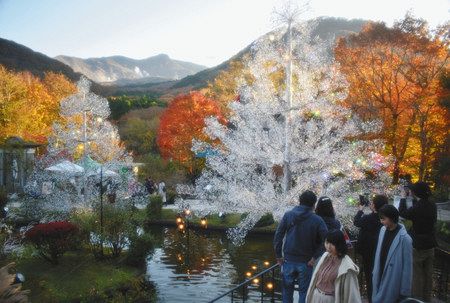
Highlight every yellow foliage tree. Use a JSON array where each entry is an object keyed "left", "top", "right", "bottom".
[{"left": 0, "top": 65, "right": 76, "bottom": 143}]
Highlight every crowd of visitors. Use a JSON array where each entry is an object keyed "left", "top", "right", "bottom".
[{"left": 274, "top": 181, "right": 437, "bottom": 303}]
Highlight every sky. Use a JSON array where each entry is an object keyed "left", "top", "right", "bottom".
[{"left": 0, "top": 0, "right": 448, "bottom": 67}]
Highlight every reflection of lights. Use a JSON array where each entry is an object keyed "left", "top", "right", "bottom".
[
  {"left": 264, "top": 261, "right": 270, "bottom": 267},
  {"left": 246, "top": 272, "right": 252, "bottom": 278},
  {"left": 266, "top": 282, "right": 274, "bottom": 289},
  {"left": 252, "top": 278, "right": 259, "bottom": 284},
  {"left": 251, "top": 265, "right": 257, "bottom": 270}
]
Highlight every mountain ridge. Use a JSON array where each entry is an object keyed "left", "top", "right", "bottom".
[
  {"left": 111, "top": 17, "right": 369, "bottom": 98},
  {"left": 55, "top": 53, "right": 207, "bottom": 84}
]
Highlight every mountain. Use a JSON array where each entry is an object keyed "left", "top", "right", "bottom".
[
  {"left": 0, "top": 37, "right": 113, "bottom": 95},
  {"left": 112, "top": 17, "right": 369, "bottom": 97},
  {"left": 0, "top": 37, "right": 82, "bottom": 81},
  {"left": 55, "top": 54, "right": 207, "bottom": 84}
]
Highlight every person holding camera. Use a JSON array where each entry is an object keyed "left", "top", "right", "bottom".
[
  {"left": 353, "top": 194, "right": 388, "bottom": 303},
  {"left": 399, "top": 182, "right": 437, "bottom": 302}
]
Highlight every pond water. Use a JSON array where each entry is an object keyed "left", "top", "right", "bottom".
[{"left": 145, "top": 226, "right": 281, "bottom": 302}]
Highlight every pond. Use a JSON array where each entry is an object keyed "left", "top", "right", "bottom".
[
  {"left": 145, "top": 225, "right": 281, "bottom": 302},
  {"left": 145, "top": 225, "right": 449, "bottom": 303}
]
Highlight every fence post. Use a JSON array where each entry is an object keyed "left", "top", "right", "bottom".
[{"left": 260, "top": 273, "right": 264, "bottom": 302}]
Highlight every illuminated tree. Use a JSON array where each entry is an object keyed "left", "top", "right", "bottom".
[
  {"left": 47, "top": 76, "right": 126, "bottom": 163},
  {"left": 181, "top": 17, "right": 389, "bottom": 244},
  {"left": 24, "top": 77, "right": 138, "bottom": 213}
]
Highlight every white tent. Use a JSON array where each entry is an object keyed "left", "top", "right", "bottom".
[{"left": 45, "top": 160, "right": 84, "bottom": 175}]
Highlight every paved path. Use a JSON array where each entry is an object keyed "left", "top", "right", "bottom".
[{"left": 437, "top": 201, "right": 450, "bottom": 222}]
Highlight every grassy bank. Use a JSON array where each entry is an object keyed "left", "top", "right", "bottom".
[
  {"left": 147, "top": 208, "right": 278, "bottom": 233},
  {"left": 3, "top": 250, "right": 155, "bottom": 302}
]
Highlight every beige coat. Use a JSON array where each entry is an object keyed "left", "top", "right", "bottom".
[{"left": 306, "top": 252, "right": 362, "bottom": 303}]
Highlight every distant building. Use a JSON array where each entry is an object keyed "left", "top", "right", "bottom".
[{"left": 0, "top": 137, "right": 42, "bottom": 193}]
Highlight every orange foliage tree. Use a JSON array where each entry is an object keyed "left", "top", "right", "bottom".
[
  {"left": 335, "top": 15, "right": 449, "bottom": 183},
  {"left": 157, "top": 91, "right": 224, "bottom": 181},
  {"left": 0, "top": 65, "right": 76, "bottom": 143}
]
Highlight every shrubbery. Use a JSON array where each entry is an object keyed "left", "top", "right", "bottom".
[
  {"left": 166, "top": 188, "right": 177, "bottom": 204},
  {"left": 25, "top": 221, "right": 78, "bottom": 264},
  {"left": 146, "top": 195, "right": 163, "bottom": 220},
  {"left": 255, "top": 213, "right": 275, "bottom": 228},
  {"left": 71, "top": 205, "right": 134, "bottom": 259},
  {"left": 125, "top": 232, "right": 155, "bottom": 266}
]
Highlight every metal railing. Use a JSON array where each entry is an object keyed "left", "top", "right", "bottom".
[
  {"left": 209, "top": 245, "right": 450, "bottom": 303},
  {"left": 208, "top": 264, "right": 281, "bottom": 303}
]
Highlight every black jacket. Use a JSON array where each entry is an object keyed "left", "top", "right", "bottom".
[
  {"left": 399, "top": 198, "right": 437, "bottom": 250},
  {"left": 353, "top": 210, "right": 382, "bottom": 257},
  {"left": 321, "top": 216, "right": 341, "bottom": 232}
]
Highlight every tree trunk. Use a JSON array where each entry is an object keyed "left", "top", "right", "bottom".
[{"left": 392, "top": 159, "right": 400, "bottom": 184}]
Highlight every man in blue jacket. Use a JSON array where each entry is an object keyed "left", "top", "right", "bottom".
[{"left": 273, "top": 190, "right": 328, "bottom": 303}]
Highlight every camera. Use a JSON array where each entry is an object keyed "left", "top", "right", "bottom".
[{"left": 359, "top": 194, "right": 370, "bottom": 206}]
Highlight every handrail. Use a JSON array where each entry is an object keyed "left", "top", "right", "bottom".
[
  {"left": 209, "top": 241, "right": 449, "bottom": 303},
  {"left": 208, "top": 263, "right": 280, "bottom": 303}
]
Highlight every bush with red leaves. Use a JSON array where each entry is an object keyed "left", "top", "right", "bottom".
[{"left": 25, "top": 221, "right": 78, "bottom": 264}]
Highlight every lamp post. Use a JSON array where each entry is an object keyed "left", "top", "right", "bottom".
[
  {"left": 282, "top": 17, "right": 293, "bottom": 194},
  {"left": 99, "top": 165, "right": 104, "bottom": 257}
]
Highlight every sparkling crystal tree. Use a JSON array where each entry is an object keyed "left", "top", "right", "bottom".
[
  {"left": 23, "top": 77, "right": 142, "bottom": 216},
  {"left": 47, "top": 76, "right": 125, "bottom": 163},
  {"left": 179, "top": 18, "right": 390, "bottom": 244}
]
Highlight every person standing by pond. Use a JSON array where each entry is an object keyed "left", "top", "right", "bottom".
[
  {"left": 353, "top": 194, "right": 388, "bottom": 303},
  {"left": 372, "top": 205, "right": 412, "bottom": 303},
  {"left": 306, "top": 230, "right": 362, "bottom": 303},
  {"left": 274, "top": 190, "right": 328, "bottom": 303},
  {"left": 399, "top": 181, "right": 437, "bottom": 302},
  {"left": 158, "top": 180, "right": 167, "bottom": 204}
]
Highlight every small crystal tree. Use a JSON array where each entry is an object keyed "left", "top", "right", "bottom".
[
  {"left": 24, "top": 77, "right": 141, "bottom": 216},
  {"left": 47, "top": 77, "right": 125, "bottom": 163},
  {"left": 181, "top": 19, "right": 390, "bottom": 244}
]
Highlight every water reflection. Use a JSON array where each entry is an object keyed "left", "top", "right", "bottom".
[{"left": 146, "top": 226, "right": 279, "bottom": 302}]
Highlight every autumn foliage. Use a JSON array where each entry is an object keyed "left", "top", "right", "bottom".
[
  {"left": 25, "top": 221, "right": 79, "bottom": 264},
  {"left": 335, "top": 15, "right": 449, "bottom": 183},
  {"left": 0, "top": 65, "right": 76, "bottom": 143},
  {"left": 157, "top": 92, "right": 224, "bottom": 179}
]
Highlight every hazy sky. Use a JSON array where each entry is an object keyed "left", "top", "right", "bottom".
[{"left": 0, "top": 0, "right": 448, "bottom": 67}]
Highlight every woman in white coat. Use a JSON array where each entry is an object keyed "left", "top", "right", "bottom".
[{"left": 306, "top": 230, "right": 362, "bottom": 303}]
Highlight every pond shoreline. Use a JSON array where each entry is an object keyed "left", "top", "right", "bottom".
[
  {"left": 146, "top": 219, "right": 277, "bottom": 234},
  {"left": 146, "top": 219, "right": 450, "bottom": 254}
]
